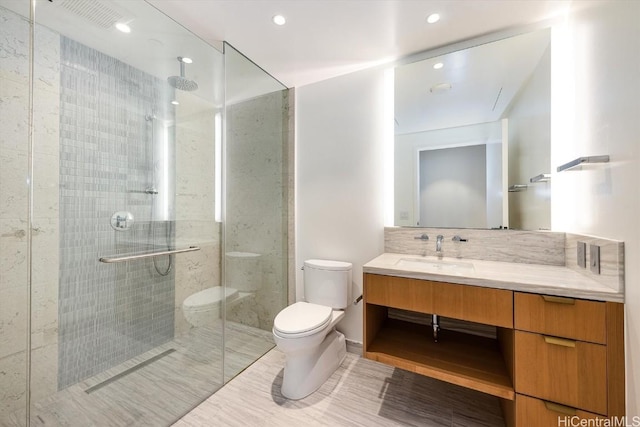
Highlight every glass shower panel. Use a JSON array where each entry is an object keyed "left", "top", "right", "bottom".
[
  {"left": 20, "top": 0, "right": 225, "bottom": 425},
  {"left": 0, "top": 2, "right": 31, "bottom": 425},
  {"left": 223, "top": 43, "right": 290, "bottom": 382}
]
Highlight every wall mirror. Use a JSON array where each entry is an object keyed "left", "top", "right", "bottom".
[{"left": 393, "top": 28, "right": 551, "bottom": 230}]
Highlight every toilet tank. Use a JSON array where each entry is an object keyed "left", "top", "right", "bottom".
[
  {"left": 304, "top": 259, "right": 352, "bottom": 309},
  {"left": 226, "top": 252, "right": 262, "bottom": 292}
]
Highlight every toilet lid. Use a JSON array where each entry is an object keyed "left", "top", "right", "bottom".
[
  {"left": 273, "top": 302, "right": 332, "bottom": 335},
  {"left": 183, "top": 287, "right": 239, "bottom": 311},
  {"left": 304, "top": 259, "right": 352, "bottom": 271}
]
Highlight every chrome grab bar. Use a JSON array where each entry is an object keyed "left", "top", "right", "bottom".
[{"left": 99, "top": 246, "right": 200, "bottom": 263}]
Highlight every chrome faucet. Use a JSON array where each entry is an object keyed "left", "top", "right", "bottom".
[{"left": 436, "top": 235, "right": 444, "bottom": 252}]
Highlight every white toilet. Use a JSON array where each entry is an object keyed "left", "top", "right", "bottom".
[
  {"left": 272, "top": 259, "right": 352, "bottom": 400},
  {"left": 182, "top": 251, "right": 261, "bottom": 328}
]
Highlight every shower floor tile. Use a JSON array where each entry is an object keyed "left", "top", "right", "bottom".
[
  {"left": 175, "top": 348, "right": 506, "bottom": 427},
  {"left": 10, "top": 322, "right": 273, "bottom": 427}
]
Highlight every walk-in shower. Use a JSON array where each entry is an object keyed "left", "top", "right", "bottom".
[{"left": 0, "top": 0, "right": 290, "bottom": 425}]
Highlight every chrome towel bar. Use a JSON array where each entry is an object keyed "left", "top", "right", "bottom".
[
  {"left": 99, "top": 246, "right": 200, "bottom": 263},
  {"left": 556, "top": 155, "right": 609, "bottom": 172},
  {"left": 508, "top": 184, "right": 528, "bottom": 192},
  {"left": 529, "top": 173, "right": 551, "bottom": 183}
]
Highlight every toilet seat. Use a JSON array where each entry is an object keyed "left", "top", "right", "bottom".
[
  {"left": 273, "top": 302, "right": 332, "bottom": 338},
  {"left": 183, "top": 287, "right": 239, "bottom": 312}
]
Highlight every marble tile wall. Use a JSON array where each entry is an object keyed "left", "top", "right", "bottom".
[
  {"left": 286, "top": 89, "right": 295, "bottom": 305},
  {"left": 57, "top": 37, "right": 174, "bottom": 389},
  {"left": 0, "top": 6, "right": 61, "bottom": 422},
  {"left": 225, "top": 90, "right": 289, "bottom": 331},
  {"left": 173, "top": 101, "right": 222, "bottom": 336},
  {"left": 385, "top": 227, "right": 566, "bottom": 266},
  {"left": 0, "top": 7, "right": 30, "bottom": 422},
  {"left": 565, "top": 233, "right": 624, "bottom": 292}
]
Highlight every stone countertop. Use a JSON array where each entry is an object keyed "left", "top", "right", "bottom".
[{"left": 363, "top": 253, "right": 624, "bottom": 303}]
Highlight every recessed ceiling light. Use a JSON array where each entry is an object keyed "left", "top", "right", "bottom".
[
  {"left": 426, "top": 13, "right": 440, "bottom": 24},
  {"left": 272, "top": 14, "right": 286, "bottom": 26},
  {"left": 181, "top": 57, "right": 193, "bottom": 64},
  {"left": 115, "top": 22, "right": 131, "bottom": 33},
  {"left": 430, "top": 82, "right": 452, "bottom": 94},
  {"left": 433, "top": 62, "right": 444, "bottom": 70},
  {"left": 171, "top": 100, "right": 179, "bottom": 105}
]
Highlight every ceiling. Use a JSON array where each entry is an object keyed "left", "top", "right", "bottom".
[
  {"left": 394, "top": 28, "right": 550, "bottom": 135},
  {"left": 147, "top": 0, "right": 572, "bottom": 88}
]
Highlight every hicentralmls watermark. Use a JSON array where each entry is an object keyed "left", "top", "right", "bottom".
[{"left": 558, "top": 416, "right": 640, "bottom": 427}]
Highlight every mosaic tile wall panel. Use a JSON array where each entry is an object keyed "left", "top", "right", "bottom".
[{"left": 58, "top": 37, "right": 175, "bottom": 388}]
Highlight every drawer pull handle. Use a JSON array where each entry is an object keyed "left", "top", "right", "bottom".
[
  {"left": 544, "top": 401, "right": 577, "bottom": 416},
  {"left": 544, "top": 336, "right": 576, "bottom": 348},
  {"left": 542, "top": 295, "right": 575, "bottom": 305}
]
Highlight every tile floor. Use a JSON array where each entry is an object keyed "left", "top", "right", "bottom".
[
  {"left": 2, "top": 322, "right": 274, "bottom": 427},
  {"left": 2, "top": 328, "right": 506, "bottom": 427},
  {"left": 175, "top": 348, "right": 506, "bottom": 427}
]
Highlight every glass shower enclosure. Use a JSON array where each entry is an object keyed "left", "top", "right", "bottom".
[{"left": 0, "top": 0, "right": 290, "bottom": 425}]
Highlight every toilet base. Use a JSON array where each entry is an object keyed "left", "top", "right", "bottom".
[{"left": 280, "top": 329, "right": 346, "bottom": 400}]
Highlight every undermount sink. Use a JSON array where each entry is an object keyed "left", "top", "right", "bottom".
[{"left": 395, "top": 257, "right": 475, "bottom": 273}]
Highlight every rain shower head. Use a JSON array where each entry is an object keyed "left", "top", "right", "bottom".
[{"left": 167, "top": 57, "right": 198, "bottom": 92}]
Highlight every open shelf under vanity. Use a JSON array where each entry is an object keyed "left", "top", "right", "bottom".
[{"left": 365, "top": 315, "right": 514, "bottom": 400}]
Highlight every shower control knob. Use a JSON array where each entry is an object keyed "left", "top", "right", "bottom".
[{"left": 110, "top": 211, "right": 134, "bottom": 231}]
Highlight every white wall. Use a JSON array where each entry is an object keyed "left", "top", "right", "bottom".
[
  {"left": 296, "top": 0, "right": 639, "bottom": 413},
  {"left": 296, "top": 67, "right": 388, "bottom": 342},
  {"left": 394, "top": 121, "right": 502, "bottom": 226},
  {"left": 419, "top": 145, "right": 487, "bottom": 228},
  {"left": 506, "top": 44, "right": 551, "bottom": 230},
  {"left": 550, "top": 1, "right": 640, "bottom": 415}
]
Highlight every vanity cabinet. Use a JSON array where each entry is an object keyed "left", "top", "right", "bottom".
[
  {"left": 364, "top": 274, "right": 515, "bottom": 401},
  {"left": 514, "top": 293, "right": 607, "bottom": 344},
  {"left": 515, "top": 330, "right": 607, "bottom": 414},
  {"left": 513, "top": 292, "right": 625, "bottom": 424},
  {"left": 362, "top": 273, "right": 625, "bottom": 426},
  {"left": 515, "top": 395, "right": 607, "bottom": 426},
  {"left": 365, "top": 273, "right": 513, "bottom": 328}
]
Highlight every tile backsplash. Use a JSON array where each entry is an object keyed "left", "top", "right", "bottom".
[
  {"left": 385, "top": 227, "right": 566, "bottom": 266},
  {"left": 384, "top": 227, "right": 625, "bottom": 293},
  {"left": 565, "top": 233, "right": 624, "bottom": 293}
]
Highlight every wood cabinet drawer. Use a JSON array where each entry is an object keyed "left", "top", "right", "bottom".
[
  {"left": 365, "top": 274, "right": 432, "bottom": 313},
  {"left": 514, "top": 292, "right": 606, "bottom": 344},
  {"left": 516, "top": 394, "right": 607, "bottom": 427},
  {"left": 514, "top": 331, "right": 607, "bottom": 415},
  {"left": 364, "top": 274, "right": 513, "bottom": 328}
]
